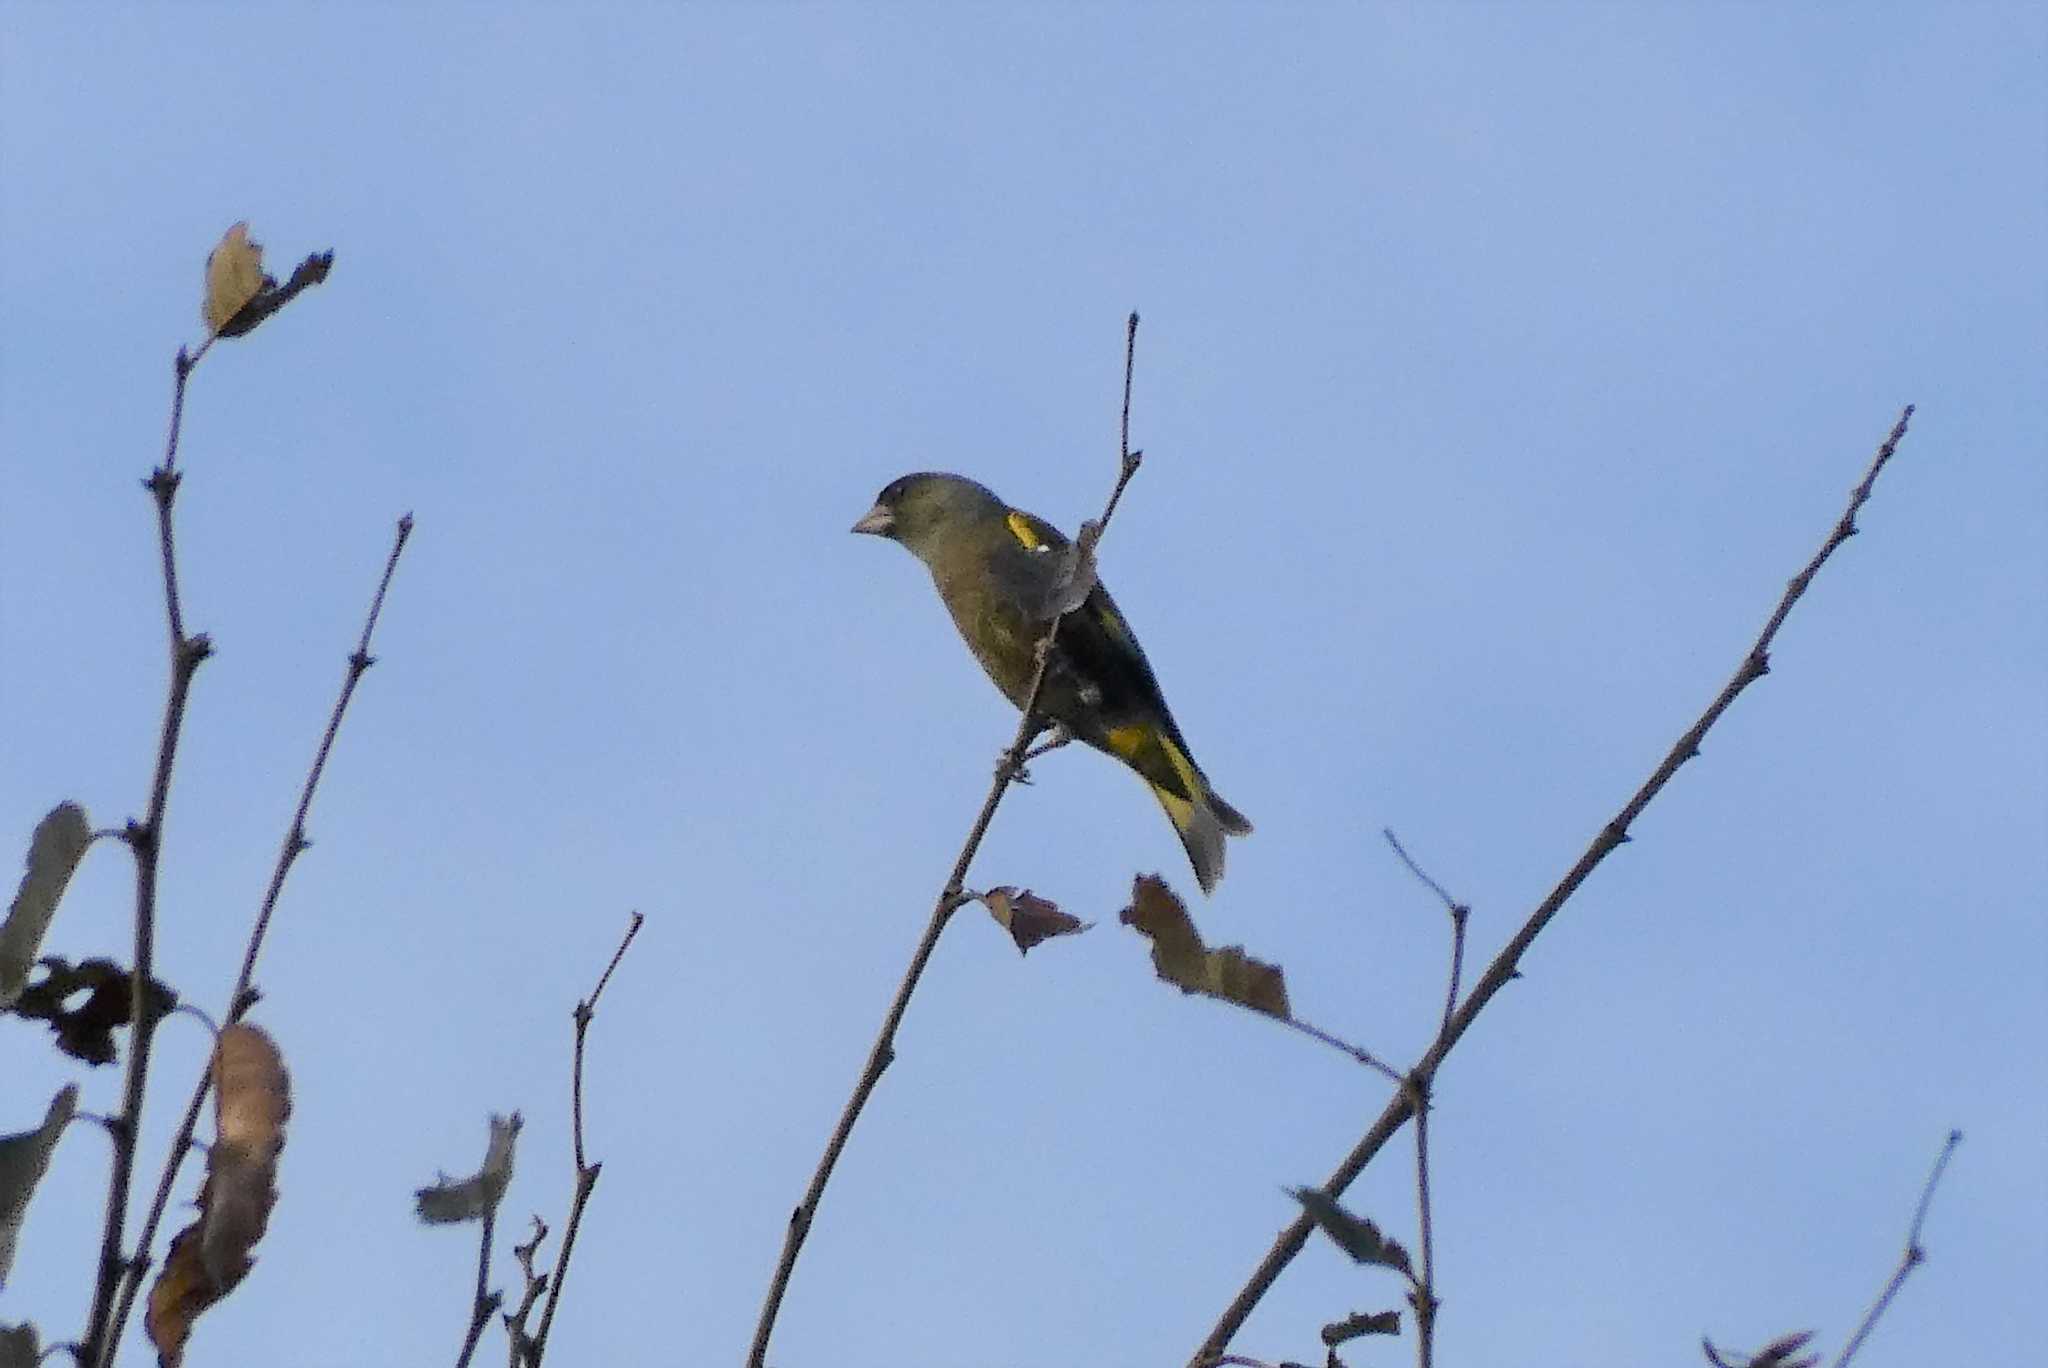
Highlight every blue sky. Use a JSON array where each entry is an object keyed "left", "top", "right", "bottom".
[{"left": 3, "top": 6, "right": 2042, "bottom": 1366}]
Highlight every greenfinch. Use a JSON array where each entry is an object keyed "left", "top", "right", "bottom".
[{"left": 853, "top": 472, "right": 1251, "bottom": 893}]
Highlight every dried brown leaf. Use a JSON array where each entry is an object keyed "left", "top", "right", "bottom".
[
  {"left": 144, "top": 1026, "right": 291, "bottom": 1367},
  {"left": 1703, "top": 1332, "right": 1819, "bottom": 1368},
  {"left": 1043, "top": 517, "right": 1103, "bottom": 618},
  {"left": 202, "top": 223, "right": 268, "bottom": 334},
  {"left": 416, "top": 1112, "right": 522, "bottom": 1224},
  {"left": 1323, "top": 1309, "right": 1401, "bottom": 1344},
  {"left": 977, "top": 887, "right": 1089, "bottom": 954},
  {"left": 0, "top": 1085, "right": 77, "bottom": 1287},
  {"left": 7, "top": 956, "right": 177, "bottom": 1065},
  {"left": 201, "top": 222, "right": 334, "bottom": 339},
  {"left": 1120, "top": 873, "right": 1290, "bottom": 1018},
  {"left": 0, "top": 802, "right": 91, "bottom": 1010},
  {"left": 1289, "top": 1186, "right": 1413, "bottom": 1276}
]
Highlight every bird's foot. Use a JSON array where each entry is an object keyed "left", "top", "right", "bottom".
[{"left": 1021, "top": 725, "right": 1074, "bottom": 764}]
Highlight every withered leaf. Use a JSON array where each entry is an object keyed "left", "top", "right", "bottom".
[
  {"left": 0, "top": 1086, "right": 77, "bottom": 1287},
  {"left": 1290, "top": 1186, "right": 1413, "bottom": 1276},
  {"left": 7, "top": 956, "right": 177, "bottom": 1065},
  {"left": 977, "top": 887, "right": 1089, "bottom": 954},
  {"left": 1323, "top": 1309, "right": 1401, "bottom": 1344},
  {"left": 1703, "top": 1331, "right": 1818, "bottom": 1368},
  {"left": 145, "top": 1025, "right": 291, "bottom": 1367},
  {"left": 1042, "top": 517, "right": 1102, "bottom": 619},
  {"left": 416, "top": 1113, "right": 522, "bottom": 1224},
  {"left": 1120, "top": 873, "right": 1290, "bottom": 1018},
  {"left": 0, "top": 802, "right": 91, "bottom": 1011},
  {"left": 202, "top": 223, "right": 267, "bottom": 333},
  {"left": 0, "top": 1323, "right": 38, "bottom": 1368},
  {"left": 202, "top": 222, "right": 333, "bottom": 339}
]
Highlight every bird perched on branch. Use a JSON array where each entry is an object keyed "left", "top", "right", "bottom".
[{"left": 852, "top": 471, "right": 1251, "bottom": 893}]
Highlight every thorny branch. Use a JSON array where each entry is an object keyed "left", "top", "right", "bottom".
[
  {"left": 746, "top": 313, "right": 1147, "bottom": 1368},
  {"left": 1189, "top": 407, "right": 1918, "bottom": 1367}
]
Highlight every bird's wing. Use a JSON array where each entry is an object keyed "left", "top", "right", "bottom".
[{"left": 998, "top": 507, "right": 1198, "bottom": 800}]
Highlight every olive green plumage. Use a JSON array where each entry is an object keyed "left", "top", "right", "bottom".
[{"left": 852, "top": 471, "right": 1251, "bottom": 893}]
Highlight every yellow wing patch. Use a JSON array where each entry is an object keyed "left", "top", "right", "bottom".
[{"left": 1005, "top": 510, "right": 1047, "bottom": 551}]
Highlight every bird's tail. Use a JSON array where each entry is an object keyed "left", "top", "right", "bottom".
[{"left": 1114, "top": 728, "right": 1252, "bottom": 895}]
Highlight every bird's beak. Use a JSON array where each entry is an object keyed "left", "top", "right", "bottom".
[{"left": 850, "top": 503, "right": 894, "bottom": 536}]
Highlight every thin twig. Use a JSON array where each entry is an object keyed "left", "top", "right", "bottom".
[
  {"left": 98, "top": 513, "right": 415, "bottom": 1362},
  {"left": 1275, "top": 1014, "right": 1404, "bottom": 1083},
  {"left": 1410, "top": 1078, "right": 1438, "bottom": 1368},
  {"left": 1383, "top": 829, "right": 1470, "bottom": 1034},
  {"left": 746, "top": 317, "right": 1149, "bottom": 1368},
  {"left": 501, "top": 1217, "right": 550, "bottom": 1368},
  {"left": 1830, "top": 1129, "right": 1962, "bottom": 1368},
  {"left": 1189, "top": 406, "right": 1917, "bottom": 1366},
  {"left": 81, "top": 346, "right": 215, "bottom": 1368},
  {"left": 527, "top": 912, "right": 643, "bottom": 1366},
  {"left": 453, "top": 1207, "right": 501, "bottom": 1368}
]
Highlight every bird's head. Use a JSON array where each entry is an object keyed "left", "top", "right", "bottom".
[{"left": 851, "top": 472, "right": 1005, "bottom": 563}]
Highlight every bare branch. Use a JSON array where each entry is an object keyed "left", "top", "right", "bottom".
[
  {"left": 527, "top": 912, "right": 643, "bottom": 1365},
  {"left": 1382, "top": 829, "right": 1470, "bottom": 1034},
  {"left": 452, "top": 1208, "right": 501, "bottom": 1368},
  {"left": 1190, "top": 406, "right": 1917, "bottom": 1365},
  {"left": 80, "top": 347, "right": 217, "bottom": 1368},
  {"left": 1830, "top": 1130, "right": 1962, "bottom": 1368},
  {"left": 1409, "top": 1079, "right": 1438, "bottom": 1368},
  {"left": 747, "top": 318, "right": 1150, "bottom": 1368},
  {"left": 98, "top": 513, "right": 414, "bottom": 1364}
]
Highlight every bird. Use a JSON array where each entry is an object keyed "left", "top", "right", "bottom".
[{"left": 852, "top": 471, "right": 1251, "bottom": 892}]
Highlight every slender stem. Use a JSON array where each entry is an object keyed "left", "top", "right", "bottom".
[
  {"left": 502, "top": 1217, "right": 550, "bottom": 1368},
  {"left": 1274, "top": 1014, "right": 1403, "bottom": 1083},
  {"left": 453, "top": 1207, "right": 500, "bottom": 1368},
  {"left": 1383, "top": 829, "right": 1471, "bottom": 1033},
  {"left": 528, "top": 913, "right": 642, "bottom": 1365},
  {"left": 1830, "top": 1129, "right": 1962, "bottom": 1368},
  {"left": 1189, "top": 406, "right": 1916, "bottom": 1366},
  {"left": 98, "top": 514, "right": 414, "bottom": 1362},
  {"left": 81, "top": 347, "right": 213, "bottom": 1368},
  {"left": 1410, "top": 1079, "right": 1437, "bottom": 1368},
  {"left": 747, "top": 318, "right": 1150, "bottom": 1368}
]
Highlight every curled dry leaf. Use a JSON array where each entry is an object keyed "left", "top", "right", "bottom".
[
  {"left": 1120, "top": 873, "right": 1290, "bottom": 1019},
  {"left": 0, "top": 802, "right": 91, "bottom": 1010},
  {"left": 0, "top": 1085, "right": 77, "bottom": 1287},
  {"left": 1042, "top": 517, "right": 1103, "bottom": 619},
  {"left": 415, "top": 1112, "right": 522, "bottom": 1224},
  {"left": 1289, "top": 1186, "right": 1412, "bottom": 1276},
  {"left": 1703, "top": 1331, "right": 1819, "bottom": 1368},
  {"left": 7, "top": 956, "right": 177, "bottom": 1066},
  {"left": 202, "top": 223, "right": 268, "bottom": 334},
  {"left": 145, "top": 1025, "right": 291, "bottom": 1367},
  {"left": 200, "top": 222, "right": 335, "bottom": 339},
  {"left": 1322, "top": 1309, "right": 1401, "bottom": 1345},
  {"left": 977, "top": 887, "right": 1089, "bottom": 955}
]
